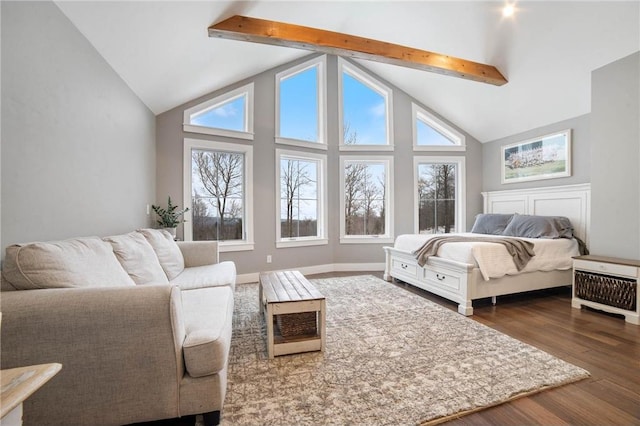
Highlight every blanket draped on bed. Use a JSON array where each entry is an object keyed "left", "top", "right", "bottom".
[{"left": 412, "top": 236, "right": 536, "bottom": 270}]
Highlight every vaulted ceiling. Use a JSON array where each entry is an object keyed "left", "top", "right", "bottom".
[{"left": 54, "top": 1, "right": 639, "bottom": 142}]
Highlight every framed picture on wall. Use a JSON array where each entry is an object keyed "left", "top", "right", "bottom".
[{"left": 501, "top": 129, "right": 572, "bottom": 184}]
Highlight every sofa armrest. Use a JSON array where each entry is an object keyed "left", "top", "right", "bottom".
[
  {"left": 0, "top": 285, "right": 186, "bottom": 425},
  {"left": 177, "top": 241, "right": 220, "bottom": 267}
]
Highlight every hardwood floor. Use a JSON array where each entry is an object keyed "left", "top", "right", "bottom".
[
  {"left": 138, "top": 271, "right": 639, "bottom": 425},
  {"left": 325, "top": 271, "right": 639, "bottom": 425}
]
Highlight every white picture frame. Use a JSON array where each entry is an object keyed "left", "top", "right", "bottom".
[{"left": 501, "top": 129, "right": 572, "bottom": 184}]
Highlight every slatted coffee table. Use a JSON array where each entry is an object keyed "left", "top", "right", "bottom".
[{"left": 259, "top": 270, "right": 326, "bottom": 358}]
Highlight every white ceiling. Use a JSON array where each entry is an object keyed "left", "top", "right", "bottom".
[{"left": 54, "top": 1, "right": 640, "bottom": 142}]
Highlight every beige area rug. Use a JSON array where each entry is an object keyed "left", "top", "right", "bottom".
[{"left": 221, "top": 275, "right": 589, "bottom": 425}]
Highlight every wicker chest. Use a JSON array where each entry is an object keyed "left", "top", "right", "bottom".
[{"left": 572, "top": 255, "right": 640, "bottom": 324}]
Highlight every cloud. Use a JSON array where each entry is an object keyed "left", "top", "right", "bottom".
[
  {"left": 369, "top": 101, "right": 386, "bottom": 118},
  {"left": 211, "top": 103, "right": 238, "bottom": 118}
]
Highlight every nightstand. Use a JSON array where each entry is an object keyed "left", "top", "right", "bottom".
[{"left": 572, "top": 255, "right": 640, "bottom": 324}]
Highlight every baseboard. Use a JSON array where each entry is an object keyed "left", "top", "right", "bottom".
[{"left": 236, "top": 262, "right": 385, "bottom": 284}]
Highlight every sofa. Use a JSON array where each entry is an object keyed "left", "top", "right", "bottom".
[{"left": 0, "top": 228, "right": 236, "bottom": 426}]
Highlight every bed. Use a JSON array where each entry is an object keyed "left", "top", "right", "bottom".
[{"left": 383, "top": 183, "right": 591, "bottom": 315}]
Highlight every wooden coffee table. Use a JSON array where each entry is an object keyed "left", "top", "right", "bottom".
[{"left": 259, "top": 270, "right": 326, "bottom": 358}]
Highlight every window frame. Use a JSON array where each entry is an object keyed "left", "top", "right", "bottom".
[
  {"left": 275, "top": 149, "right": 328, "bottom": 248},
  {"left": 412, "top": 103, "right": 466, "bottom": 152},
  {"left": 338, "top": 58, "right": 394, "bottom": 152},
  {"left": 413, "top": 156, "right": 466, "bottom": 234},
  {"left": 275, "top": 55, "right": 327, "bottom": 150},
  {"left": 183, "top": 83, "right": 254, "bottom": 140},
  {"left": 183, "top": 138, "right": 254, "bottom": 252},
  {"left": 339, "top": 156, "right": 394, "bottom": 244}
]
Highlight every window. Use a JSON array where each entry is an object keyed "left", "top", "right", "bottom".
[
  {"left": 276, "top": 150, "right": 327, "bottom": 248},
  {"left": 412, "top": 103, "right": 465, "bottom": 151},
  {"left": 338, "top": 58, "right": 393, "bottom": 151},
  {"left": 183, "top": 139, "right": 254, "bottom": 251},
  {"left": 183, "top": 83, "right": 254, "bottom": 140},
  {"left": 414, "top": 156, "right": 466, "bottom": 234},
  {"left": 276, "top": 56, "right": 327, "bottom": 149},
  {"left": 340, "top": 156, "right": 394, "bottom": 243}
]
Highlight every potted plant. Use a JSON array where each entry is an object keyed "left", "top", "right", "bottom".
[{"left": 152, "top": 196, "right": 189, "bottom": 238}]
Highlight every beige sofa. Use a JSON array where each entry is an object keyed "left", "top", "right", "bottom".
[{"left": 0, "top": 229, "right": 236, "bottom": 426}]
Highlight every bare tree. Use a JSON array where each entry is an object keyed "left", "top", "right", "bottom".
[
  {"left": 437, "top": 164, "right": 455, "bottom": 233},
  {"left": 418, "top": 164, "right": 455, "bottom": 233},
  {"left": 377, "top": 174, "right": 386, "bottom": 234},
  {"left": 343, "top": 122, "right": 368, "bottom": 234},
  {"left": 192, "top": 150, "right": 243, "bottom": 240},
  {"left": 361, "top": 172, "right": 382, "bottom": 234},
  {"left": 191, "top": 192, "right": 209, "bottom": 240},
  {"left": 343, "top": 122, "right": 358, "bottom": 145},
  {"left": 417, "top": 171, "right": 435, "bottom": 232},
  {"left": 343, "top": 123, "right": 387, "bottom": 235},
  {"left": 344, "top": 162, "right": 367, "bottom": 234},
  {"left": 281, "top": 159, "right": 313, "bottom": 238}
]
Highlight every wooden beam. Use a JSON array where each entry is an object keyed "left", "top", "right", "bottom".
[{"left": 209, "top": 15, "right": 507, "bottom": 86}]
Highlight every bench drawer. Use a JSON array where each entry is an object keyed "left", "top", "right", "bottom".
[
  {"left": 391, "top": 258, "right": 418, "bottom": 278},
  {"left": 423, "top": 268, "right": 461, "bottom": 291}
]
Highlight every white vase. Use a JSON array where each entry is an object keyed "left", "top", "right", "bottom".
[{"left": 164, "top": 227, "right": 177, "bottom": 239}]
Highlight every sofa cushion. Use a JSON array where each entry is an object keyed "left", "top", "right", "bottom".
[
  {"left": 181, "top": 286, "right": 234, "bottom": 378},
  {"left": 169, "top": 261, "right": 236, "bottom": 291},
  {"left": 2, "top": 237, "right": 136, "bottom": 290},
  {"left": 103, "top": 232, "right": 169, "bottom": 285},
  {"left": 137, "top": 229, "right": 185, "bottom": 280}
]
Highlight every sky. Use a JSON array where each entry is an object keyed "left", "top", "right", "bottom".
[
  {"left": 188, "top": 65, "right": 401, "bottom": 227},
  {"left": 189, "top": 61, "right": 460, "bottom": 150},
  {"left": 341, "top": 73, "right": 386, "bottom": 145},
  {"left": 191, "top": 95, "right": 245, "bottom": 131},
  {"left": 189, "top": 64, "right": 389, "bottom": 146}
]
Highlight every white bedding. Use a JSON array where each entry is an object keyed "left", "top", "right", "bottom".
[{"left": 394, "top": 232, "right": 580, "bottom": 281}]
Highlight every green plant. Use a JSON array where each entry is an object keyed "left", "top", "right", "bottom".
[{"left": 152, "top": 196, "right": 189, "bottom": 228}]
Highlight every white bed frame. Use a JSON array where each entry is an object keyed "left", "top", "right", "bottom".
[{"left": 383, "top": 183, "right": 591, "bottom": 315}]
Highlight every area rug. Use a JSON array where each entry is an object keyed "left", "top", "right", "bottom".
[{"left": 220, "top": 275, "right": 589, "bottom": 425}]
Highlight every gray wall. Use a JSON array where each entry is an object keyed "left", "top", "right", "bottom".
[
  {"left": 590, "top": 51, "right": 640, "bottom": 259},
  {"left": 156, "top": 54, "right": 483, "bottom": 275},
  {"left": 482, "top": 114, "right": 591, "bottom": 192},
  {"left": 482, "top": 51, "right": 640, "bottom": 260},
  {"left": 1, "top": 1, "right": 156, "bottom": 253}
]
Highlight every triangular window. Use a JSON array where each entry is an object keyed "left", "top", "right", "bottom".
[
  {"left": 276, "top": 55, "right": 326, "bottom": 148},
  {"left": 338, "top": 58, "right": 393, "bottom": 151},
  {"left": 413, "top": 104, "right": 465, "bottom": 151},
  {"left": 183, "top": 83, "right": 254, "bottom": 140}
]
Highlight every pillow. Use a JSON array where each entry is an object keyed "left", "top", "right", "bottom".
[
  {"left": 501, "top": 214, "right": 574, "bottom": 239},
  {"left": 137, "top": 229, "right": 185, "bottom": 280},
  {"left": 103, "top": 232, "right": 169, "bottom": 285},
  {"left": 2, "top": 237, "right": 136, "bottom": 290},
  {"left": 470, "top": 213, "right": 514, "bottom": 235}
]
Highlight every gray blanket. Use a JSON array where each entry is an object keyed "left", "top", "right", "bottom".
[{"left": 411, "top": 235, "right": 536, "bottom": 270}]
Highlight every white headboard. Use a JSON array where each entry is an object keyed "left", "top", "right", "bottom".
[{"left": 482, "top": 183, "right": 591, "bottom": 244}]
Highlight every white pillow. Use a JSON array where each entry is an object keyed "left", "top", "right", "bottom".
[
  {"left": 137, "top": 229, "right": 185, "bottom": 280},
  {"left": 2, "top": 237, "right": 136, "bottom": 290},
  {"left": 103, "top": 232, "right": 169, "bottom": 285}
]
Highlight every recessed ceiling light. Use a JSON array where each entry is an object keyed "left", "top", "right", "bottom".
[{"left": 503, "top": 3, "right": 515, "bottom": 17}]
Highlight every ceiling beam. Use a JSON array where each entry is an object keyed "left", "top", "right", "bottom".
[{"left": 209, "top": 15, "right": 507, "bottom": 86}]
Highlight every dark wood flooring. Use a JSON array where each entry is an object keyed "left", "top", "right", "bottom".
[{"left": 332, "top": 271, "right": 639, "bottom": 426}]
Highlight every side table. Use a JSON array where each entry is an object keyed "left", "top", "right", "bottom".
[
  {"left": 572, "top": 255, "right": 640, "bottom": 324},
  {"left": 1, "top": 363, "right": 62, "bottom": 425}
]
